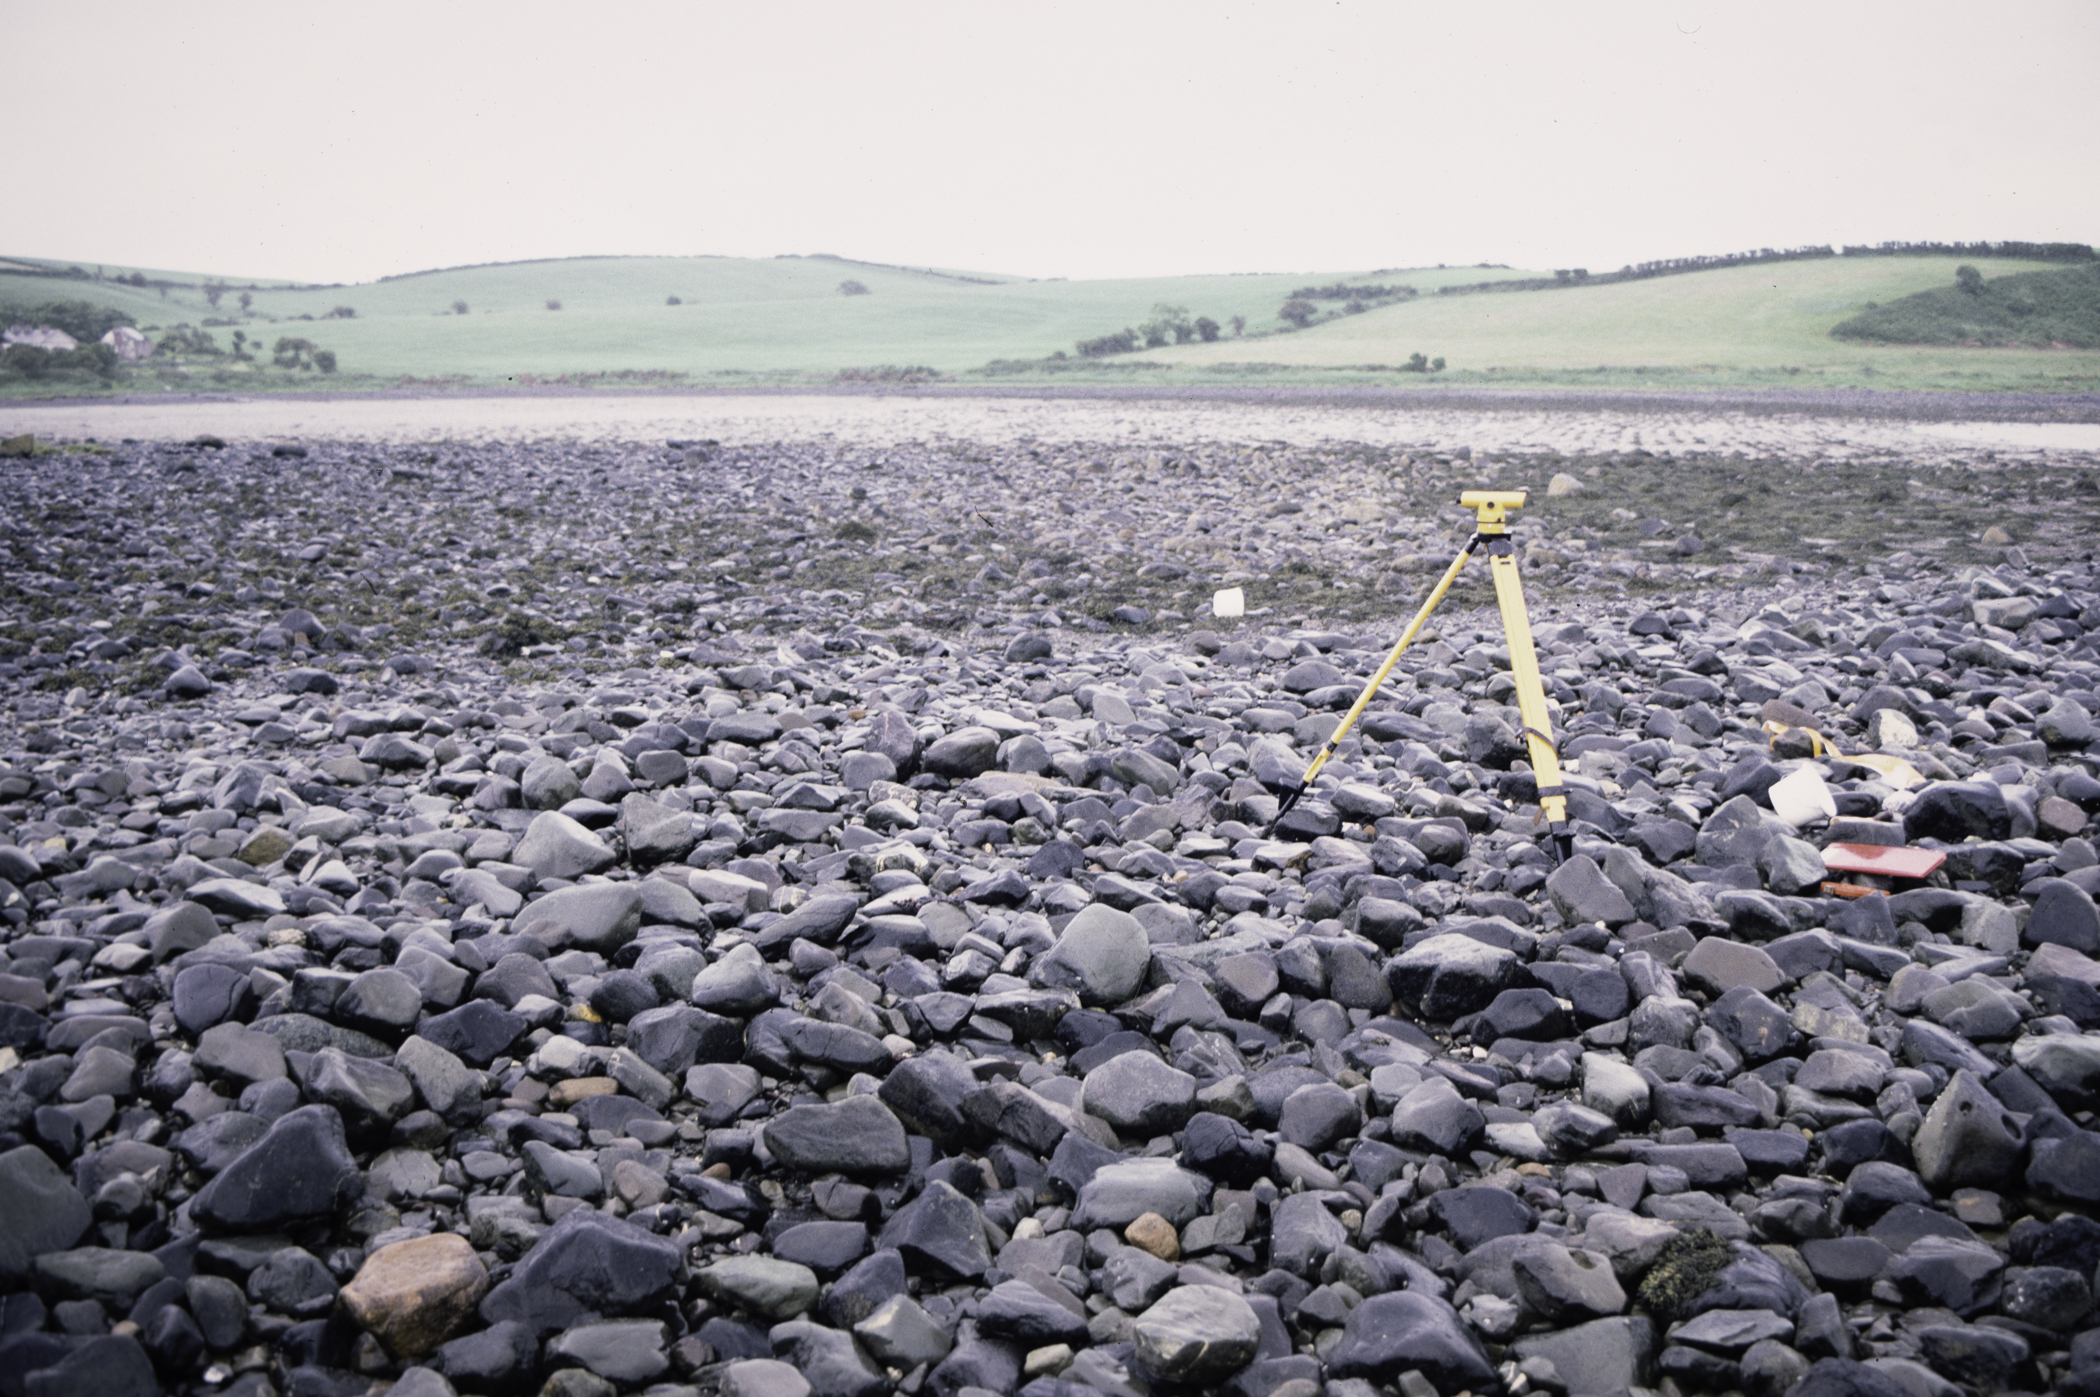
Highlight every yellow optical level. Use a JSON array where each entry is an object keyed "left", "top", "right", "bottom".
[{"left": 1458, "top": 490, "right": 1529, "bottom": 527}]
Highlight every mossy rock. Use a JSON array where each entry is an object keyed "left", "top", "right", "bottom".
[
  {"left": 480, "top": 609, "right": 564, "bottom": 657},
  {"left": 1635, "top": 1227, "right": 1736, "bottom": 1320}
]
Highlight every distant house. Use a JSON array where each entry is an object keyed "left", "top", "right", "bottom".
[
  {"left": 2, "top": 325, "right": 78, "bottom": 351},
  {"left": 100, "top": 326, "right": 153, "bottom": 361}
]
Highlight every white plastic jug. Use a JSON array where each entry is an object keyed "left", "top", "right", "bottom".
[{"left": 1768, "top": 764, "right": 1837, "bottom": 827}]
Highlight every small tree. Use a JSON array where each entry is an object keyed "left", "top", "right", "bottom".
[
  {"left": 1279, "top": 298, "right": 1315, "bottom": 327},
  {"left": 1076, "top": 329, "right": 1139, "bottom": 358},
  {"left": 238, "top": 291, "right": 253, "bottom": 313},
  {"left": 76, "top": 341, "right": 118, "bottom": 382},
  {"left": 3, "top": 343, "right": 48, "bottom": 379},
  {"left": 158, "top": 325, "right": 221, "bottom": 356},
  {"left": 1229, "top": 315, "right": 1245, "bottom": 337},
  {"left": 838, "top": 280, "right": 871, "bottom": 296},
  {"left": 453, "top": 300, "right": 470, "bottom": 315},
  {"left": 1194, "top": 316, "right": 1220, "bottom": 342},
  {"left": 315, "top": 350, "right": 337, "bottom": 373},
  {"left": 546, "top": 299, "right": 562, "bottom": 311},
  {"left": 1143, "top": 303, "right": 1194, "bottom": 344},
  {"left": 665, "top": 295, "right": 682, "bottom": 306},
  {"left": 1956, "top": 264, "right": 1984, "bottom": 296},
  {"left": 203, "top": 281, "right": 226, "bottom": 308}
]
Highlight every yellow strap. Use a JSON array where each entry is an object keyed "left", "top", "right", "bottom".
[
  {"left": 1760, "top": 720, "right": 1834, "bottom": 758},
  {"left": 1761, "top": 720, "right": 1925, "bottom": 790}
]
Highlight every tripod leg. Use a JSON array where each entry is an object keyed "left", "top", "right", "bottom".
[
  {"left": 1486, "top": 544, "right": 1574, "bottom": 863},
  {"left": 1269, "top": 538, "right": 1476, "bottom": 827}
]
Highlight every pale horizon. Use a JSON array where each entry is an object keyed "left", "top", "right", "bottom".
[{"left": 9, "top": 1, "right": 2097, "bottom": 287}]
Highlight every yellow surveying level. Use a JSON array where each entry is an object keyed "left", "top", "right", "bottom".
[{"left": 1269, "top": 489, "right": 1574, "bottom": 863}]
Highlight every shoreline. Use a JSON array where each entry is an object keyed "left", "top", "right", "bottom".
[{"left": 4, "top": 380, "right": 2100, "bottom": 423}]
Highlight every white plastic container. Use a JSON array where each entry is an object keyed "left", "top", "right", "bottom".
[
  {"left": 1768, "top": 764, "right": 1837, "bottom": 827},
  {"left": 1213, "top": 587, "right": 1245, "bottom": 619}
]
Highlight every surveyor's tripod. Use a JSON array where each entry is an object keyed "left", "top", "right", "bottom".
[{"left": 1270, "top": 490, "right": 1574, "bottom": 865}]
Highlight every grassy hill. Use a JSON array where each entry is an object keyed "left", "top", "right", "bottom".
[
  {"left": 1143, "top": 255, "right": 2100, "bottom": 392},
  {"left": 0, "top": 254, "right": 1531, "bottom": 389},
  {"left": 3, "top": 248, "right": 2097, "bottom": 397},
  {"left": 1832, "top": 261, "right": 2100, "bottom": 349}
]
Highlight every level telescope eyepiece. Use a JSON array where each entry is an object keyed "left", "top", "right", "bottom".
[{"left": 1458, "top": 490, "right": 1527, "bottom": 529}]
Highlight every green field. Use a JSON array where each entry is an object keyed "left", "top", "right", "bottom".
[
  {"left": 0, "top": 254, "right": 1530, "bottom": 386},
  {"left": 1147, "top": 256, "right": 2100, "bottom": 392},
  {"left": 1832, "top": 261, "right": 2100, "bottom": 349},
  {"left": 3, "top": 249, "right": 2097, "bottom": 395}
]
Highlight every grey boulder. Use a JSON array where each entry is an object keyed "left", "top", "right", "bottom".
[
  {"left": 1081, "top": 1050, "right": 1197, "bottom": 1137},
  {"left": 512, "top": 882, "right": 644, "bottom": 953},
  {"left": 191, "top": 1105, "right": 362, "bottom": 1232},
  {"left": 1072, "top": 1158, "right": 1209, "bottom": 1230},
  {"left": 1033, "top": 902, "right": 1151, "bottom": 1005},
  {"left": 0, "top": 1145, "right": 92, "bottom": 1287},
  {"left": 1327, "top": 1291, "right": 1498, "bottom": 1391},
  {"left": 762, "top": 1095, "right": 911, "bottom": 1176},
  {"left": 510, "top": 811, "right": 617, "bottom": 881},
  {"left": 1132, "top": 1284, "right": 1262, "bottom": 1381}
]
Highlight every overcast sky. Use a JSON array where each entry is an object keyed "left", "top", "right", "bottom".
[{"left": 12, "top": 2, "right": 2098, "bottom": 284}]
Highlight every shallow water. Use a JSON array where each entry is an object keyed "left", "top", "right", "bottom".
[
  {"left": 1909, "top": 421, "right": 2100, "bottom": 452},
  {"left": 3, "top": 390, "right": 2098, "bottom": 466}
]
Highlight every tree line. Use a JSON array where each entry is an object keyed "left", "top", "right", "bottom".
[
  {"left": 1430, "top": 241, "right": 2099, "bottom": 299},
  {"left": 1076, "top": 304, "right": 1229, "bottom": 357},
  {"left": 1839, "top": 241, "right": 2094, "bottom": 263}
]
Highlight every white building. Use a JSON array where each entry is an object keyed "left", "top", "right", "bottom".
[
  {"left": 2, "top": 325, "right": 78, "bottom": 351},
  {"left": 100, "top": 325, "right": 154, "bottom": 361}
]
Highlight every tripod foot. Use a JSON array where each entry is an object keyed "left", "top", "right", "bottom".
[{"left": 1264, "top": 781, "right": 1307, "bottom": 837}]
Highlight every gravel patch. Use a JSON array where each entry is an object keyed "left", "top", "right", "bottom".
[{"left": 0, "top": 408, "right": 2098, "bottom": 1397}]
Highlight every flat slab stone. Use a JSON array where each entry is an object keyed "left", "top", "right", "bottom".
[
  {"left": 1681, "top": 937, "right": 1785, "bottom": 995},
  {"left": 1671, "top": 1307, "right": 1795, "bottom": 1352}
]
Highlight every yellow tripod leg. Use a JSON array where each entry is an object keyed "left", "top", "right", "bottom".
[
  {"left": 1268, "top": 484, "right": 1571, "bottom": 863},
  {"left": 1271, "top": 538, "right": 1476, "bottom": 824},
  {"left": 1485, "top": 543, "right": 1572, "bottom": 855}
]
